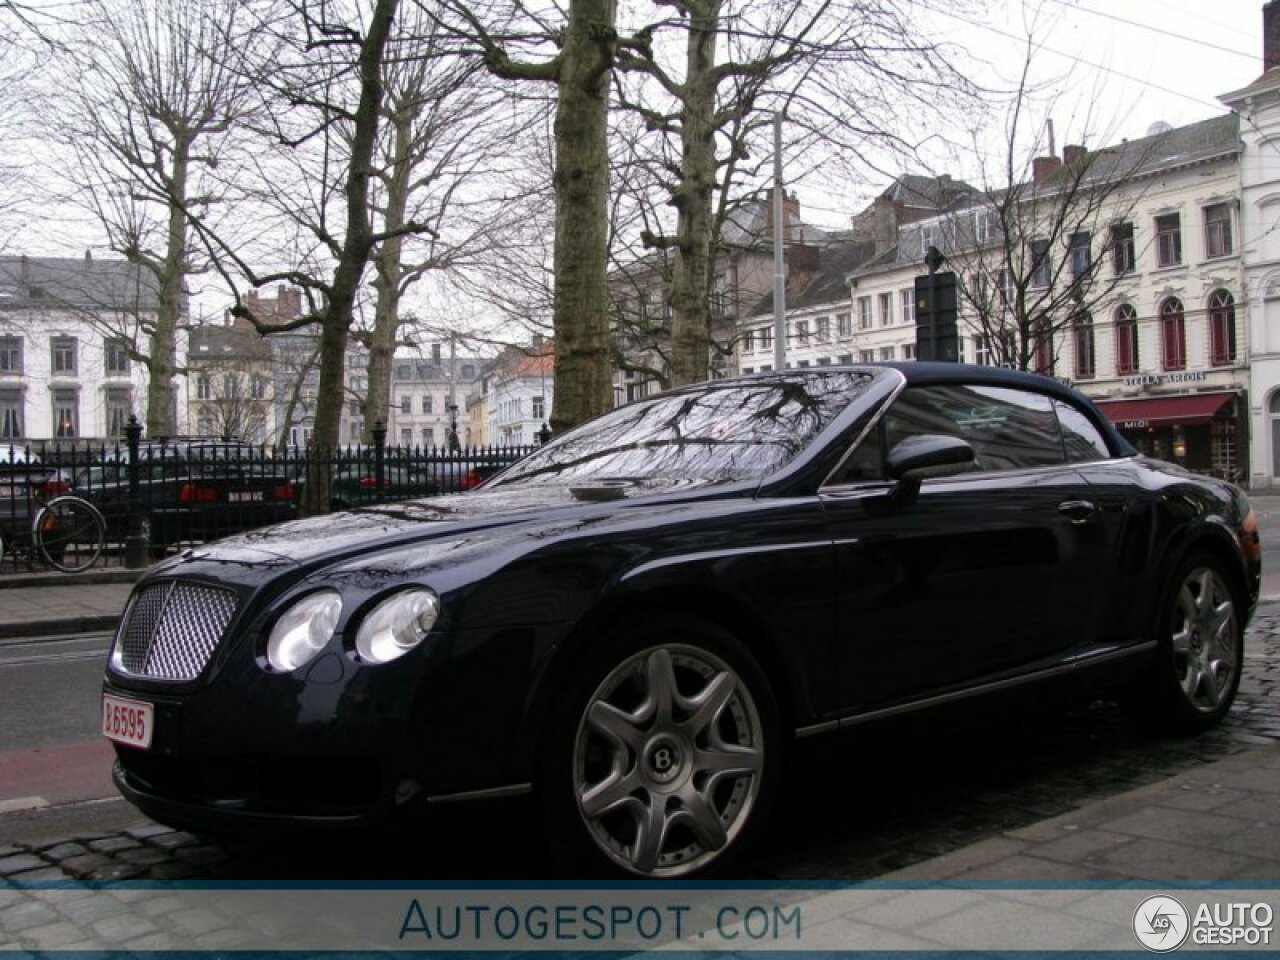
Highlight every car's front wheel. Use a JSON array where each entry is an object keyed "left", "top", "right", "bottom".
[
  {"left": 1122, "top": 554, "right": 1243, "bottom": 734},
  {"left": 539, "top": 616, "right": 780, "bottom": 877}
]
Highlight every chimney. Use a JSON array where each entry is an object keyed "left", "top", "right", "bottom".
[
  {"left": 1063, "top": 144, "right": 1087, "bottom": 167},
  {"left": 1033, "top": 156, "right": 1062, "bottom": 184},
  {"left": 765, "top": 189, "right": 801, "bottom": 237},
  {"left": 1267, "top": 1, "right": 1280, "bottom": 70}
]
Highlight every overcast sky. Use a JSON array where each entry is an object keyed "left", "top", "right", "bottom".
[{"left": 952, "top": 0, "right": 1264, "bottom": 147}]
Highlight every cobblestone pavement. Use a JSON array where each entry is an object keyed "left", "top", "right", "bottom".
[{"left": 2, "top": 606, "right": 1278, "bottom": 886}]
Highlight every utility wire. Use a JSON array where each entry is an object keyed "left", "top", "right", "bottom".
[{"left": 1042, "top": 0, "right": 1259, "bottom": 62}]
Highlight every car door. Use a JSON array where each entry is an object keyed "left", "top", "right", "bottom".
[{"left": 819, "top": 382, "right": 1117, "bottom": 715}]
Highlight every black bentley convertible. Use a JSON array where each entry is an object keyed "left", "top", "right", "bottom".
[{"left": 103, "top": 363, "right": 1261, "bottom": 877}]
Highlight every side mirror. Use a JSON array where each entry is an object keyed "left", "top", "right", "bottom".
[{"left": 887, "top": 434, "right": 975, "bottom": 488}]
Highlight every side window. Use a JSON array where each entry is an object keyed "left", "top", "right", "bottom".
[
  {"left": 883, "top": 384, "right": 1065, "bottom": 473},
  {"left": 1054, "top": 400, "right": 1111, "bottom": 462},
  {"left": 829, "top": 421, "right": 885, "bottom": 484}
]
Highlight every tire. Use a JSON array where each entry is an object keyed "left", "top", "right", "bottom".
[
  {"left": 537, "top": 614, "right": 781, "bottom": 878},
  {"left": 1120, "top": 554, "right": 1243, "bottom": 734},
  {"left": 33, "top": 496, "right": 106, "bottom": 573}
]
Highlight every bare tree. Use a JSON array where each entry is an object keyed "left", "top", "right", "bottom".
[
  {"left": 937, "top": 32, "right": 1165, "bottom": 373},
  {"left": 361, "top": 6, "right": 520, "bottom": 441},
  {"left": 187, "top": 0, "right": 410, "bottom": 513},
  {"left": 614, "top": 0, "right": 974, "bottom": 386},
  {"left": 431, "top": 0, "right": 629, "bottom": 432},
  {"left": 52, "top": 0, "right": 265, "bottom": 435}
]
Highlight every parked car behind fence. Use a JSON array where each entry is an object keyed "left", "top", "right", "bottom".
[{"left": 1, "top": 434, "right": 537, "bottom": 572}]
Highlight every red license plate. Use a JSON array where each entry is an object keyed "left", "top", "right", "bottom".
[{"left": 102, "top": 694, "right": 154, "bottom": 749}]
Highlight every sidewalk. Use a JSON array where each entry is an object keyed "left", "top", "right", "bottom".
[{"left": 0, "top": 570, "right": 138, "bottom": 639}]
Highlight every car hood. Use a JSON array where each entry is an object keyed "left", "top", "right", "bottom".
[{"left": 150, "top": 478, "right": 738, "bottom": 575}]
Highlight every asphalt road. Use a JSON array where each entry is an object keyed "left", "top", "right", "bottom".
[{"left": 0, "top": 631, "right": 115, "bottom": 813}]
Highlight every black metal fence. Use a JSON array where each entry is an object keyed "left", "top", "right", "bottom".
[{"left": 0, "top": 422, "right": 537, "bottom": 575}]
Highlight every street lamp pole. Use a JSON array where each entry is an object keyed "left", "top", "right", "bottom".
[{"left": 772, "top": 111, "right": 787, "bottom": 373}]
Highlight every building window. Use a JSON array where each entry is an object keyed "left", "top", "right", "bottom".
[
  {"left": 1155, "top": 213, "right": 1182, "bottom": 267},
  {"left": 1208, "top": 289, "right": 1236, "bottom": 366},
  {"left": 400, "top": 396, "right": 411, "bottom": 415},
  {"left": 197, "top": 375, "right": 211, "bottom": 400},
  {"left": 836, "top": 312, "right": 852, "bottom": 338},
  {"left": 743, "top": 329, "right": 755, "bottom": 352},
  {"left": 1161, "top": 297, "right": 1186, "bottom": 370},
  {"left": 857, "top": 297, "right": 872, "bottom": 329},
  {"left": 900, "top": 289, "right": 914, "bottom": 326},
  {"left": 1204, "top": 203, "right": 1233, "bottom": 259},
  {"left": 759, "top": 327, "right": 772, "bottom": 350},
  {"left": 1111, "top": 222, "right": 1135, "bottom": 275},
  {"left": 423, "top": 427, "right": 434, "bottom": 446},
  {"left": 422, "top": 395, "right": 432, "bottom": 415},
  {"left": 251, "top": 376, "right": 266, "bottom": 399},
  {"left": 879, "top": 346, "right": 895, "bottom": 361},
  {"left": 0, "top": 388, "right": 22, "bottom": 438},
  {"left": 51, "top": 336, "right": 77, "bottom": 376},
  {"left": 1032, "top": 315, "right": 1053, "bottom": 375},
  {"left": 0, "top": 336, "right": 20, "bottom": 375},
  {"left": 878, "top": 293, "right": 893, "bottom": 327},
  {"left": 52, "top": 388, "right": 78, "bottom": 438},
  {"left": 400, "top": 428, "right": 412, "bottom": 447},
  {"left": 1069, "top": 232, "right": 1091, "bottom": 282},
  {"left": 795, "top": 319, "right": 809, "bottom": 344},
  {"left": 1114, "top": 304, "right": 1139, "bottom": 375},
  {"left": 973, "top": 335, "right": 994, "bottom": 366},
  {"left": 1030, "top": 240, "right": 1051, "bottom": 287},
  {"left": 816, "top": 316, "right": 830, "bottom": 341},
  {"left": 902, "top": 343, "right": 916, "bottom": 360},
  {"left": 533, "top": 395, "right": 545, "bottom": 419},
  {"left": 105, "top": 388, "right": 131, "bottom": 437},
  {"left": 859, "top": 350, "right": 875, "bottom": 362},
  {"left": 104, "top": 338, "right": 129, "bottom": 376},
  {"left": 1072, "top": 312, "right": 1095, "bottom": 379}
]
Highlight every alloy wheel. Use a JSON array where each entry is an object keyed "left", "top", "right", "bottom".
[
  {"left": 572, "top": 644, "right": 765, "bottom": 877},
  {"left": 1169, "top": 566, "right": 1238, "bottom": 714}
]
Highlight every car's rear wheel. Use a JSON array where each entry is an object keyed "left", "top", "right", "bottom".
[
  {"left": 1121, "top": 554, "right": 1243, "bottom": 733},
  {"left": 539, "top": 616, "right": 780, "bottom": 877}
]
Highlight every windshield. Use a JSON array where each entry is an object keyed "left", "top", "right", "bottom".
[{"left": 492, "top": 370, "right": 877, "bottom": 487}]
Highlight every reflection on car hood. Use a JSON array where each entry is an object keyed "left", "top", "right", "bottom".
[{"left": 159, "top": 479, "right": 721, "bottom": 570}]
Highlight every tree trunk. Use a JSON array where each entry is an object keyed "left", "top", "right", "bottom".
[
  {"left": 302, "top": 0, "right": 399, "bottom": 515},
  {"left": 668, "top": 0, "right": 719, "bottom": 388},
  {"left": 146, "top": 138, "right": 190, "bottom": 437},
  {"left": 549, "top": 0, "right": 616, "bottom": 433},
  {"left": 364, "top": 100, "right": 413, "bottom": 444}
]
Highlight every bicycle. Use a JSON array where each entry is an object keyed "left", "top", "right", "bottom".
[{"left": 0, "top": 493, "right": 107, "bottom": 574}]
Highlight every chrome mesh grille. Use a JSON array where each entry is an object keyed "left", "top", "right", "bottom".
[{"left": 115, "top": 581, "right": 239, "bottom": 681}]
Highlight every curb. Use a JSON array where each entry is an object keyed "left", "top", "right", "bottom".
[
  {"left": 1, "top": 615, "right": 121, "bottom": 639},
  {"left": 0, "top": 568, "right": 142, "bottom": 589}
]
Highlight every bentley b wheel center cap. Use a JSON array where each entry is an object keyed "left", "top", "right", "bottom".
[{"left": 644, "top": 736, "right": 685, "bottom": 785}]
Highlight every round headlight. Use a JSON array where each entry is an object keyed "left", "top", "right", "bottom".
[
  {"left": 266, "top": 591, "right": 343, "bottom": 672},
  {"left": 355, "top": 589, "right": 439, "bottom": 664}
]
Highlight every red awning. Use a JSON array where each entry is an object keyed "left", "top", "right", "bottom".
[{"left": 1094, "top": 392, "right": 1235, "bottom": 430}]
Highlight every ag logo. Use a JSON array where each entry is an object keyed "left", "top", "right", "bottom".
[{"left": 1134, "top": 895, "right": 1190, "bottom": 952}]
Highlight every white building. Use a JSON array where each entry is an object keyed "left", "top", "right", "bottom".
[
  {"left": 0, "top": 254, "right": 187, "bottom": 442},
  {"left": 1223, "top": 0, "right": 1280, "bottom": 489},
  {"left": 738, "top": 116, "right": 1249, "bottom": 480},
  {"left": 485, "top": 343, "right": 553, "bottom": 446},
  {"left": 387, "top": 343, "right": 481, "bottom": 449}
]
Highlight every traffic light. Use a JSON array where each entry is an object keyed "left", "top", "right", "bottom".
[{"left": 914, "top": 271, "right": 959, "bottom": 362}]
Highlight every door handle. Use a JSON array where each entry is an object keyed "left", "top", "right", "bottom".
[{"left": 1058, "top": 499, "right": 1098, "bottom": 524}]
